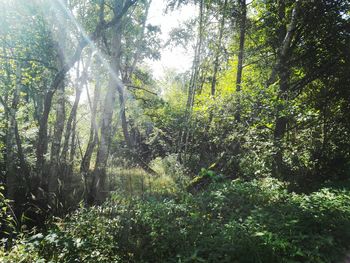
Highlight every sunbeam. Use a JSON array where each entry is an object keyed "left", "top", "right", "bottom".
[
  {"left": 54, "top": 0, "right": 133, "bottom": 116},
  {"left": 2, "top": 1, "right": 350, "bottom": 260}
]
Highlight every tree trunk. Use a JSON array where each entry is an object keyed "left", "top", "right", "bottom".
[
  {"left": 1, "top": 62, "right": 31, "bottom": 204},
  {"left": 48, "top": 81, "right": 66, "bottom": 194},
  {"left": 91, "top": 1, "right": 123, "bottom": 204},
  {"left": 61, "top": 53, "right": 92, "bottom": 166},
  {"left": 118, "top": 0, "right": 157, "bottom": 176},
  {"left": 5, "top": 66, "right": 21, "bottom": 201},
  {"left": 69, "top": 115, "right": 77, "bottom": 170},
  {"left": 178, "top": 0, "right": 205, "bottom": 161},
  {"left": 235, "top": 0, "right": 246, "bottom": 122},
  {"left": 272, "top": 0, "right": 299, "bottom": 177},
  {"left": 127, "top": 0, "right": 152, "bottom": 79},
  {"left": 35, "top": 0, "right": 133, "bottom": 192},
  {"left": 117, "top": 83, "right": 158, "bottom": 176},
  {"left": 211, "top": 0, "right": 227, "bottom": 96},
  {"left": 60, "top": 71, "right": 82, "bottom": 164},
  {"left": 81, "top": 73, "right": 101, "bottom": 202}
]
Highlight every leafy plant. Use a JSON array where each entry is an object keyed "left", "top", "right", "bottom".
[{"left": 3, "top": 178, "right": 350, "bottom": 262}]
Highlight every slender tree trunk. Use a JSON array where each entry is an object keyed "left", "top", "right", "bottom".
[
  {"left": 48, "top": 81, "right": 66, "bottom": 193},
  {"left": 5, "top": 66, "right": 21, "bottom": 201},
  {"left": 36, "top": 45, "right": 79, "bottom": 194},
  {"left": 36, "top": 89, "right": 54, "bottom": 191},
  {"left": 35, "top": 0, "right": 132, "bottom": 193},
  {"left": 211, "top": 0, "right": 227, "bottom": 96},
  {"left": 35, "top": 0, "right": 135, "bottom": 188},
  {"left": 61, "top": 66, "right": 82, "bottom": 164},
  {"left": 48, "top": 71, "right": 66, "bottom": 198},
  {"left": 187, "top": 0, "right": 204, "bottom": 110},
  {"left": 235, "top": 0, "right": 246, "bottom": 122},
  {"left": 61, "top": 53, "right": 92, "bottom": 165},
  {"left": 127, "top": 0, "right": 151, "bottom": 79},
  {"left": 81, "top": 73, "right": 101, "bottom": 202},
  {"left": 69, "top": 115, "right": 77, "bottom": 168},
  {"left": 48, "top": 0, "right": 70, "bottom": 198},
  {"left": 179, "top": 0, "right": 205, "bottom": 161},
  {"left": 117, "top": 83, "right": 158, "bottom": 176},
  {"left": 81, "top": 75, "right": 100, "bottom": 174},
  {"left": 118, "top": 0, "right": 157, "bottom": 176},
  {"left": 1, "top": 63, "right": 31, "bottom": 202},
  {"left": 91, "top": 1, "right": 123, "bottom": 204},
  {"left": 92, "top": 65, "right": 119, "bottom": 202}
]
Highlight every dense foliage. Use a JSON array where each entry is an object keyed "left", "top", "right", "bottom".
[
  {"left": 2, "top": 178, "right": 350, "bottom": 262},
  {"left": 0, "top": 0, "right": 349, "bottom": 261}
]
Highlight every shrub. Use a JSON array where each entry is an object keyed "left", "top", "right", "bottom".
[{"left": 2, "top": 178, "right": 350, "bottom": 263}]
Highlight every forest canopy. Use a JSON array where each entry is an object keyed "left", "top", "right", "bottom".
[{"left": 0, "top": 0, "right": 350, "bottom": 262}]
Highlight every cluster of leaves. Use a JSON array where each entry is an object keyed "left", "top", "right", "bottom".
[
  {"left": 0, "top": 186, "right": 15, "bottom": 238},
  {"left": 2, "top": 178, "right": 350, "bottom": 262}
]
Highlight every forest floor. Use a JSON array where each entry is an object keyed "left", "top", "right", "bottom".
[{"left": 2, "top": 173, "right": 350, "bottom": 263}]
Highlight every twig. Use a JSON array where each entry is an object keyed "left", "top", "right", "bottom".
[{"left": 125, "top": 85, "right": 158, "bottom": 96}]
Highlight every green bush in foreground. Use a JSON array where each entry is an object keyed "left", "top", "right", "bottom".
[{"left": 1, "top": 178, "right": 350, "bottom": 263}]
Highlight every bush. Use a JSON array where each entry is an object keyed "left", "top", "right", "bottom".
[
  {"left": 0, "top": 185, "right": 16, "bottom": 242},
  {"left": 150, "top": 154, "right": 189, "bottom": 190},
  {"left": 110, "top": 156, "right": 189, "bottom": 197},
  {"left": 2, "top": 178, "right": 350, "bottom": 262}
]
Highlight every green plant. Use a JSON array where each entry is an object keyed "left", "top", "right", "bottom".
[{"left": 3, "top": 178, "right": 350, "bottom": 262}]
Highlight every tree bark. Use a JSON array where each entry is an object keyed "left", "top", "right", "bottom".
[
  {"left": 235, "top": 0, "right": 246, "bottom": 122},
  {"left": 211, "top": 0, "right": 227, "bottom": 96},
  {"left": 61, "top": 53, "right": 92, "bottom": 165},
  {"left": 4, "top": 66, "right": 21, "bottom": 201},
  {"left": 117, "top": 0, "right": 158, "bottom": 176},
  {"left": 60, "top": 64, "right": 83, "bottom": 164},
  {"left": 272, "top": 0, "right": 300, "bottom": 177},
  {"left": 1, "top": 61, "right": 31, "bottom": 201},
  {"left": 126, "top": 0, "right": 152, "bottom": 80},
  {"left": 48, "top": 46, "right": 66, "bottom": 195},
  {"left": 178, "top": 0, "right": 205, "bottom": 161},
  {"left": 35, "top": 0, "right": 136, "bottom": 191},
  {"left": 117, "top": 83, "right": 158, "bottom": 176},
  {"left": 81, "top": 72, "right": 101, "bottom": 202},
  {"left": 91, "top": 0, "right": 124, "bottom": 204},
  {"left": 186, "top": 0, "right": 204, "bottom": 110}
]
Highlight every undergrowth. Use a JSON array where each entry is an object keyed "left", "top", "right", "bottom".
[{"left": 1, "top": 178, "right": 350, "bottom": 263}]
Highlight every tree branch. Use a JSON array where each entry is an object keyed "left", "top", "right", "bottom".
[{"left": 126, "top": 85, "right": 158, "bottom": 96}]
